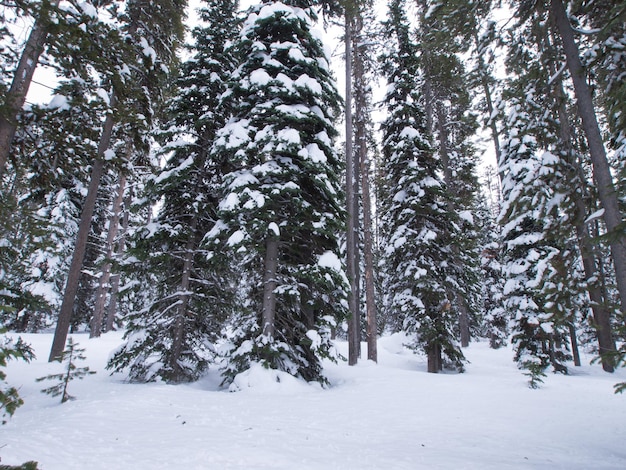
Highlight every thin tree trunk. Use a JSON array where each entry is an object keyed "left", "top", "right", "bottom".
[
  {"left": 569, "top": 322, "right": 581, "bottom": 367},
  {"left": 90, "top": 172, "right": 127, "bottom": 338},
  {"left": 0, "top": 0, "right": 59, "bottom": 175},
  {"left": 353, "top": 10, "right": 376, "bottom": 363},
  {"left": 49, "top": 95, "right": 116, "bottom": 361},
  {"left": 551, "top": 0, "right": 626, "bottom": 319},
  {"left": 472, "top": 31, "right": 503, "bottom": 184},
  {"left": 345, "top": 8, "right": 360, "bottom": 366},
  {"left": 104, "top": 192, "right": 130, "bottom": 333},
  {"left": 262, "top": 236, "right": 279, "bottom": 340}
]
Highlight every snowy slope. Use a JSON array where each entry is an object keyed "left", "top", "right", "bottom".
[{"left": 2, "top": 332, "right": 625, "bottom": 469}]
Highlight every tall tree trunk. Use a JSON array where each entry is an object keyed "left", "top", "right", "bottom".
[
  {"left": 0, "top": 0, "right": 59, "bottom": 175},
  {"left": 169, "top": 217, "right": 197, "bottom": 382},
  {"left": 436, "top": 101, "right": 471, "bottom": 347},
  {"left": 49, "top": 95, "right": 116, "bottom": 361},
  {"left": 345, "top": 7, "right": 360, "bottom": 365},
  {"left": 104, "top": 192, "right": 130, "bottom": 333},
  {"left": 353, "top": 10, "right": 376, "bottom": 363},
  {"left": 551, "top": 0, "right": 626, "bottom": 319},
  {"left": 262, "top": 236, "right": 279, "bottom": 340},
  {"left": 90, "top": 172, "right": 127, "bottom": 338},
  {"left": 548, "top": 37, "right": 617, "bottom": 372}
]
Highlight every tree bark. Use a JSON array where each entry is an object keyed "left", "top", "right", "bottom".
[
  {"left": 104, "top": 191, "right": 130, "bottom": 333},
  {"left": 353, "top": 10, "right": 376, "bottom": 363},
  {"left": 262, "top": 236, "right": 279, "bottom": 339},
  {"left": 546, "top": 23, "right": 617, "bottom": 372},
  {"left": 169, "top": 217, "right": 197, "bottom": 382},
  {"left": 0, "top": 0, "right": 59, "bottom": 175},
  {"left": 551, "top": 0, "right": 626, "bottom": 319},
  {"left": 345, "top": 7, "right": 360, "bottom": 366},
  {"left": 90, "top": 172, "right": 127, "bottom": 338},
  {"left": 49, "top": 95, "right": 116, "bottom": 361}
]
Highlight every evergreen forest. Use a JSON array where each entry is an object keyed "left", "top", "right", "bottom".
[{"left": 2, "top": 0, "right": 626, "bottom": 420}]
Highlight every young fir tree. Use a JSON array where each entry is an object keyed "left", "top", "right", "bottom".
[
  {"left": 207, "top": 0, "right": 348, "bottom": 385},
  {"left": 107, "top": 0, "right": 241, "bottom": 383},
  {"left": 37, "top": 337, "right": 95, "bottom": 403},
  {"left": 379, "top": 0, "right": 465, "bottom": 373}
]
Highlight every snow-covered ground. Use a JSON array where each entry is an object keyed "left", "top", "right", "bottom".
[{"left": 2, "top": 332, "right": 625, "bottom": 469}]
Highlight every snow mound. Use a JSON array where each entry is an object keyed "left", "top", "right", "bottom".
[{"left": 229, "top": 363, "right": 318, "bottom": 394}]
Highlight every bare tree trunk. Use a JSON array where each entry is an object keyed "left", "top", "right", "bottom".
[
  {"left": 49, "top": 95, "right": 116, "bottom": 361},
  {"left": 345, "top": 8, "right": 360, "bottom": 366},
  {"left": 353, "top": 11, "right": 376, "bottom": 363},
  {"left": 0, "top": 0, "right": 59, "bottom": 175},
  {"left": 427, "top": 342, "right": 442, "bottom": 373},
  {"left": 551, "top": 0, "right": 626, "bottom": 319},
  {"left": 104, "top": 191, "right": 130, "bottom": 333},
  {"left": 90, "top": 172, "right": 127, "bottom": 338},
  {"left": 569, "top": 322, "right": 582, "bottom": 367},
  {"left": 262, "top": 236, "right": 279, "bottom": 340}
]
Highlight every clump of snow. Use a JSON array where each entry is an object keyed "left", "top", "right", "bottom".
[
  {"left": 47, "top": 95, "right": 70, "bottom": 111},
  {"left": 268, "top": 222, "right": 280, "bottom": 237},
  {"left": 318, "top": 251, "right": 341, "bottom": 271},
  {"left": 229, "top": 362, "right": 315, "bottom": 394}
]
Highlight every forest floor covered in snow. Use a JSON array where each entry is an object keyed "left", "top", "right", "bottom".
[{"left": 1, "top": 331, "right": 625, "bottom": 469}]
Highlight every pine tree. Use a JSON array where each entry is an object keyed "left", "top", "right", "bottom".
[
  {"left": 107, "top": 0, "right": 240, "bottom": 383},
  {"left": 379, "top": 0, "right": 465, "bottom": 373},
  {"left": 207, "top": 0, "right": 348, "bottom": 385}
]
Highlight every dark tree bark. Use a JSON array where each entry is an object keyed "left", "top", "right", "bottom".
[
  {"left": 345, "top": 7, "right": 360, "bottom": 366},
  {"left": 49, "top": 95, "right": 116, "bottom": 361},
  {"left": 169, "top": 217, "right": 197, "bottom": 382},
  {"left": 551, "top": 0, "right": 626, "bottom": 320},
  {"left": 104, "top": 191, "right": 130, "bottom": 333},
  {"left": 353, "top": 10, "right": 376, "bottom": 363},
  {"left": 0, "top": 0, "right": 59, "bottom": 175}
]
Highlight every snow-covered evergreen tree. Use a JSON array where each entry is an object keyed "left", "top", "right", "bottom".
[
  {"left": 107, "top": 0, "right": 240, "bottom": 383},
  {"left": 207, "top": 0, "right": 348, "bottom": 385},
  {"left": 379, "top": 0, "right": 464, "bottom": 373},
  {"left": 498, "top": 94, "right": 573, "bottom": 387}
]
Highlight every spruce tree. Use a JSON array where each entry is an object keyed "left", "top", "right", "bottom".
[
  {"left": 379, "top": 0, "right": 464, "bottom": 373},
  {"left": 107, "top": 0, "right": 240, "bottom": 383},
  {"left": 207, "top": 0, "right": 348, "bottom": 385}
]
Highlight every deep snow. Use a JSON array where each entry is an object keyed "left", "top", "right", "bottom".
[{"left": 2, "top": 332, "right": 625, "bottom": 469}]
